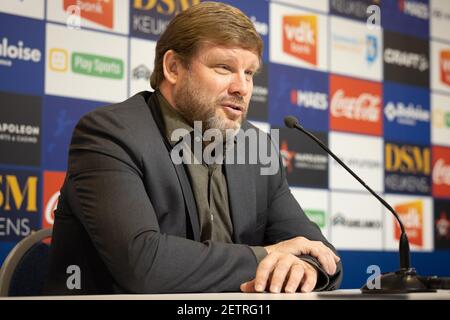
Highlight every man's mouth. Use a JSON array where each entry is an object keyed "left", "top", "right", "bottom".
[{"left": 222, "top": 103, "right": 244, "bottom": 117}]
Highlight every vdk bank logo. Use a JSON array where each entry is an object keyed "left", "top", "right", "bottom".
[
  {"left": 283, "top": 15, "right": 317, "bottom": 66},
  {"left": 64, "top": 0, "right": 114, "bottom": 29},
  {"left": 0, "top": 172, "right": 40, "bottom": 241},
  {"left": 394, "top": 200, "right": 424, "bottom": 247},
  {"left": 49, "top": 48, "right": 124, "bottom": 79},
  {"left": 432, "top": 147, "right": 450, "bottom": 199},
  {"left": 441, "top": 50, "right": 450, "bottom": 87}
]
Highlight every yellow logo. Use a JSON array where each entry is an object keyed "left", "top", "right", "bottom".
[{"left": 49, "top": 48, "right": 69, "bottom": 72}]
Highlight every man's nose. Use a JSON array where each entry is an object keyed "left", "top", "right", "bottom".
[{"left": 228, "top": 72, "right": 251, "bottom": 97}]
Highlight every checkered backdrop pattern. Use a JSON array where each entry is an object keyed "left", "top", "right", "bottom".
[{"left": 0, "top": 0, "right": 449, "bottom": 288}]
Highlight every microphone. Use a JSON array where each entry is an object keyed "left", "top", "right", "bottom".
[{"left": 284, "top": 115, "right": 437, "bottom": 293}]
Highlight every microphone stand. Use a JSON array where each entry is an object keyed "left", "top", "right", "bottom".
[{"left": 284, "top": 116, "right": 436, "bottom": 293}]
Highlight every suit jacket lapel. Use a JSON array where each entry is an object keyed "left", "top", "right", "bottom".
[
  {"left": 225, "top": 162, "right": 257, "bottom": 244},
  {"left": 147, "top": 92, "right": 201, "bottom": 242}
]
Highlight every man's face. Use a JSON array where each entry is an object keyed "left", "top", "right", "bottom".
[{"left": 173, "top": 43, "right": 260, "bottom": 134}]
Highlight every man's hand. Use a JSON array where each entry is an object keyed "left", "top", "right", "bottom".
[
  {"left": 264, "top": 237, "right": 340, "bottom": 275},
  {"left": 240, "top": 252, "right": 318, "bottom": 293}
]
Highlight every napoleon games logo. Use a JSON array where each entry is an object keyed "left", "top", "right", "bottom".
[
  {"left": 441, "top": 50, "right": 450, "bottom": 87},
  {"left": 49, "top": 48, "right": 124, "bottom": 79},
  {"left": 283, "top": 15, "right": 317, "bottom": 66},
  {"left": 395, "top": 200, "right": 424, "bottom": 247},
  {"left": 398, "top": 0, "right": 429, "bottom": 20},
  {"left": 64, "top": 0, "right": 114, "bottom": 29},
  {"left": 0, "top": 37, "right": 41, "bottom": 68}
]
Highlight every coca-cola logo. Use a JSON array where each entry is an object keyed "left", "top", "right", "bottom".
[
  {"left": 44, "top": 191, "right": 60, "bottom": 226},
  {"left": 331, "top": 89, "right": 381, "bottom": 122},
  {"left": 433, "top": 159, "right": 450, "bottom": 186}
]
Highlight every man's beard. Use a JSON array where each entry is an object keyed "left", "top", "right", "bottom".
[{"left": 173, "top": 74, "right": 247, "bottom": 136}]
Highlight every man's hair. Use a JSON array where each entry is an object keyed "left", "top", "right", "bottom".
[{"left": 150, "top": 1, "right": 263, "bottom": 89}]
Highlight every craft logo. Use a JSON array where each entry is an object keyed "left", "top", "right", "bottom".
[
  {"left": 64, "top": 0, "right": 114, "bottom": 28},
  {"left": 332, "top": 213, "right": 382, "bottom": 229},
  {"left": 290, "top": 89, "right": 328, "bottom": 111},
  {"left": 384, "top": 101, "right": 430, "bottom": 126},
  {"left": 49, "top": 48, "right": 124, "bottom": 79},
  {"left": 432, "top": 147, "right": 450, "bottom": 199},
  {"left": 282, "top": 15, "right": 317, "bottom": 66},
  {"left": 398, "top": 0, "right": 429, "bottom": 20},
  {"left": 394, "top": 200, "right": 423, "bottom": 247},
  {"left": 385, "top": 143, "right": 430, "bottom": 194},
  {"left": 0, "top": 172, "right": 40, "bottom": 241},
  {"left": 441, "top": 50, "right": 450, "bottom": 87},
  {"left": 43, "top": 171, "right": 66, "bottom": 229},
  {"left": 0, "top": 37, "right": 41, "bottom": 68},
  {"left": 131, "top": 0, "right": 201, "bottom": 39},
  {"left": 384, "top": 48, "right": 428, "bottom": 72},
  {"left": 304, "top": 209, "right": 326, "bottom": 229},
  {"left": 330, "top": 75, "right": 382, "bottom": 136}
]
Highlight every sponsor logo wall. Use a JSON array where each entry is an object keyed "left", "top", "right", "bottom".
[{"left": 0, "top": 0, "right": 449, "bottom": 278}]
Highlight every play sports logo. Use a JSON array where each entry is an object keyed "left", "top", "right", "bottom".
[
  {"left": 283, "top": 15, "right": 317, "bottom": 65},
  {"left": 64, "top": 0, "right": 114, "bottom": 29},
  {"left": 49, "top": 48, "right": 124, "bottom": 79}
]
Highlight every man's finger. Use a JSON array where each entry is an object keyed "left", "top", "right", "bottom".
[
  {"left": 254, "top": 254, "right": 279, "bottom": 292},
  {"left": 269, "top": 259, "right": 292, "bottom": 293},
  {"left": 300, "top": 264, "right": 317, "bottom": 293},
  {"left": 240, "top": 279, "right": 257, "bottom": 293},
  {"left": 284, "top": 263, "right": 305, "bottom": 293}
]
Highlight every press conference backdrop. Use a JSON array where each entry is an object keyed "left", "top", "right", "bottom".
[{"left": 0, "top": 0, "right": 449, "bottom": 289}]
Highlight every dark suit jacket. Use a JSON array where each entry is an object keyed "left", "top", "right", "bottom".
[{"left": 44, "top": 91, "right": 342, "bottom": 295}]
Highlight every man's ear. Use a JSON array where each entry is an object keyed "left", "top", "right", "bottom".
[{"left": 162, "top": 50, "right": 181, "bottom": 85}]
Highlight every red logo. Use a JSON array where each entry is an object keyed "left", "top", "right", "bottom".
[
  {"left": 436, "top": 211, "right": 450, "bottom": 239},
  {"left": 440, "top": 50, "right": 450, "bottom": 87},
  {"left": 394, "top": 201, "right": 424, "bottom": 247},
  {"left": 330, "top": 75, "right": 383, "bottom": 136},
  {"left": 283, "top": 15, "right": 317, "bottom": 65},
  {"left": 64, "top": 0, "right": 114, "bottom": 29},
  {"left": 43, "top": 171, "right": 66, "bottom": 229},
  {"left": 432, "top": 146, "right": 450, "bottom": 199},
  {"left": 280, "top": 140, "right": 296, "bottom": 173}
]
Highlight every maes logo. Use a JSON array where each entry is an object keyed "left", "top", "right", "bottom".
[
  {"left": 0, "top": 175, "right": 38, "bottom": 238},
  {"left": 394, "top": 200, "right": 424, "bottom": 247},
  {"left": 64, "top": 0, "right": 114, "bottom": 28},
  {"left": 283, "top": 15, "right": 317, "bottom": 65},
  {"left": 49, "top": 48, "right": 124, "bottom": 79},
  {"left": 398, "top": 0, "right": 429, "bottom": 20},
  {"left": 290, "top": 89, "right": 327, "bottom": 110},
  {"left": 0, "top": 37, "right": 41, "bottom": 67}
]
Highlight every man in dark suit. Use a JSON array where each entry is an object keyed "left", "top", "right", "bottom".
[{"left": 45, "top": 2, "right": 342, "bottom": 295}]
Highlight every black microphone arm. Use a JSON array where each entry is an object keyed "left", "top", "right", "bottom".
[{"left": 284, "top": 115, "right": 445, "bottom": 293}]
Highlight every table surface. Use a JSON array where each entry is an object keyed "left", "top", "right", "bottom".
[{"left": 2, "top": 289, "right": 450, "bottom": 300}]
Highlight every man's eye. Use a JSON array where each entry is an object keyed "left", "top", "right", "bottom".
[{"left": 215, "top": 65, "right": 231, "bottom": 73}]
